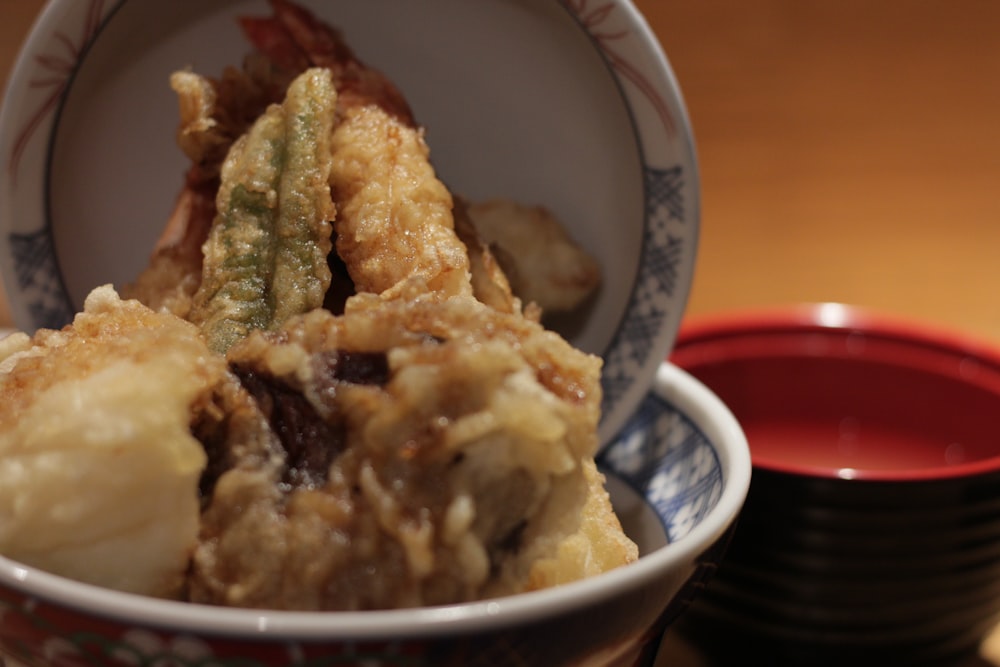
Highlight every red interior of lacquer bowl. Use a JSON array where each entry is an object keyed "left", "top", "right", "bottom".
[{"left": 669, "top": 305, "right": 1000, "bottom": 481}]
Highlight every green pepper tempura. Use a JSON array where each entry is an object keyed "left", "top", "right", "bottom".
[{"left": 190, "top": 68, "right": 337, "bottom": 354}]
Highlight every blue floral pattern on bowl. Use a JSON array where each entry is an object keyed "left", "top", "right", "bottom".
[{"left": 601, "top": 389, "right": 724, "bottom": 543}]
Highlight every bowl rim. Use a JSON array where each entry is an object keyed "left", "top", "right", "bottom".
[
  {"left": 0, "top": 361, "right": 751, "bottom": 640},
  {"left": 671, "top": 302, "right": 1000, "bottom": 482},
  {"left": 0, "top": 0, "right": 702, "bottom": 455}
]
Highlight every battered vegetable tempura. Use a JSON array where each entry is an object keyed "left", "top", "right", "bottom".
[
  {"left": 191, "top": 284, "right": 635, "bottom": 609},
  {"left": 189, "top": 68, "right": 337, "bottom": 354},
  {"left": 466, "top": 199, "right": 602, "bottom": 313},
  {"left": 0, "top": 287, "right": 224, "bottom": 597},
  {"left": 329, "top": 105, "right": 472, "bottom": 299},
  {"left": 0, "top": 0, "right": 636, "bottom": 609}
]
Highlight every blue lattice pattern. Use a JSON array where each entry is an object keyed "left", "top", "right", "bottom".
[
  {"left": 9, "top": 230, "right": 72, "bottom": 330},
  {"left": 600, "top": 164, "right": 687, "bottom": 419},
  {"left": 600, "top": 390, "right": 724, "bottom": 543}
]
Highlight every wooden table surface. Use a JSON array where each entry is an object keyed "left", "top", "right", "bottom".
[{"left": 3, "top": 1, "right": 1000, "bottom": 664}]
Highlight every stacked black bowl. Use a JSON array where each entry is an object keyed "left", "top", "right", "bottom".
[{"left": 670, "top": 304, "right": 1000, "bottom": 666}]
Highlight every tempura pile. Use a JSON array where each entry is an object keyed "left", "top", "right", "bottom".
[{"left": 0, "top": 0, "right": 634, "bottom": 610}]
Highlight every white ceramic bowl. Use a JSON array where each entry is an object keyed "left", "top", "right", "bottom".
[
  {"left": 0, "top": 2, "right": 725, "bottom": 665},
  {"left": 0, "top": 0, "right": 700, "bottom": 446},
  {"left": 0, "top": 362, "right": 750, "bottom": 667}
]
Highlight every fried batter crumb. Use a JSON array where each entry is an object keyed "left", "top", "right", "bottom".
[
  {"left": 0, "top": 287, "right": 226, "bottom": 598},
  {"left": 0, "top": 0, "right": 634, "bottom": 612},
  {"left": 190, "top": 291, "right": 635, "bottom": 610}
]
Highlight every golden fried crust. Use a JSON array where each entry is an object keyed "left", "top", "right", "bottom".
[
  {"left": 124, "top": 59, "right": 293, "bottom": 318},
  {"left": 452, "top": 197, "right": 528, "bottom": 317},
  {"left": 505, "top": 458, "right": 639, "bottom": 595},
  {"left": 0, "top": 287, "right": 225, "bottom": 598},
  {"left": 466, "top": 199, "right": 602, "bottom": 313},
  {"left": 189, "top": 68, "right": 338, "bottom": 354},
  {"left": 124, "top": 182, "right": 216, "bottom": 319},
  {"left": 47, "top": 0, "right": 628, "bottom": 612},
  {"left": 330, "top": 105, "right": 472, "bottom": 299},
  {"left": 190, "top": 293, "right": 634, "bottom": 610}
]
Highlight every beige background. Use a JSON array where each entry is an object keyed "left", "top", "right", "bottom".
[{"left": 3, "top": 0, "right": 1000, "bottom": 663}]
